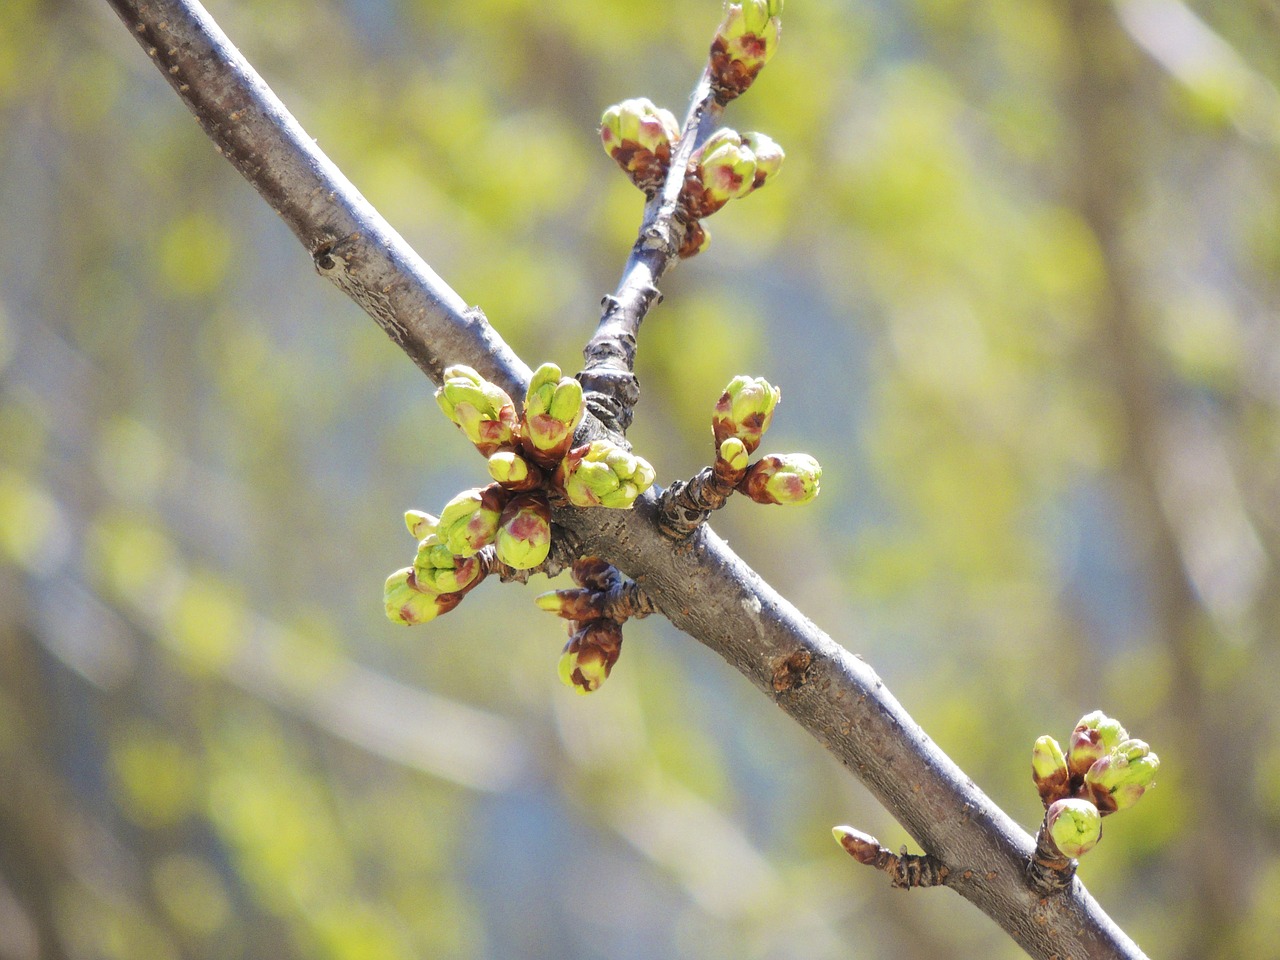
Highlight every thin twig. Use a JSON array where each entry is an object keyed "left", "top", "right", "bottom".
[
  {"left": 105, "top": 3, "right": 1149, "bottom": 957},
  {"left": 834, "top": 826, "right": 951, "bottom": 890},
  {"left": 579, "top": 70, "right": 724, "bottom": 433}
]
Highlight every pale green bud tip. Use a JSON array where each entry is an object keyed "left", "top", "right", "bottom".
[
  {"left": 831, "top": 826, "right": 880, "bottom": 864},
  {"left": 1046, "top": 799, "right": 1102, "bottom": 859},
  {"left": 413, "top": 539, "right": 482, "bottom": 594},
  {"left": 713, "top": 375, "right": 781, "bottom": 452},
  {"left": 719, "top": 437, "right": 749, "bottom": 472},
  {"left": 495, "top": 495, "right": 552, "bottom": 571},
  {"left": 383, "top": 567, "right": 442, "bottom": 626},
  {"left": 742, "top": 453, "right": 821, "bottom": 505},
  {"left": 718, "top": 1, "right": 783, "bottom": 62},
  {"left": 404, "top": 510, "right": 438, "bottom": 540},
  {"left": 1032, "top": 735, "right": 1068, "bottom": 781},
  {"left": 488, "top": 451, "right": 531, "bottom": 486},
  {"left": 534, "top": 592, "right": 564, "bottom": 613},
  {"left": 558, "top": 646, "right": 609, "bottom": 694},
  {"left": 523, "top": 364, "right": 584, "bottom": 459},
  {"left": 1085, "top": 740, "right": 1159, "bottom": 812},
  {"left": 741, "top": 131, "right": 784, "bottom": 186},
  {"left": 438, "top": 486, "right": 505, "bottom": 557},
  {"left": 1068, "top": 711, "right": 1130, "bottom": 777},
  {"left": 600, "top": 98, "right": 679, "bottom": 155},
  {"left": 562, "top": 440, "right": 656, "bottom": 509},
  {"left": 698, "top": 129, "right": 758, "bottom": 203}
]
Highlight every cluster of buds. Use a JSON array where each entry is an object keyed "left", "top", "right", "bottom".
[
  {"left": 536, "top": 558, "right": 631, "bottom": 694},
  {"left": 1032, "top": 711, "right": 1160, "bottom": 861},
  {"left": 673, "top": 129, "right": 783, "bottom": 258},
  {"left": 385, "top": 362, "right": 657, "bottom": 627},
  {"left": 710, "top": 0, "right": 784, "bottom": 103},
  {"left": 600, "top": 98, "right": 681, "bottom": 197},
  {"left": 714, "top": 375, "right": 821, "bottom": 505}
]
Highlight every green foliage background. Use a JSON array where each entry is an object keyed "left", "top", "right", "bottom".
[{"left": 2, "top": 0, "right": 1278, "bottom": 957}]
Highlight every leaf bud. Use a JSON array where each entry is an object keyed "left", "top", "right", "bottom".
[
  {"left": 710, "top": 0, "right": 784, "bottom": 102},
  {"left": 1067, "top": 711, "right": 1130, "bottom": 779},
  {"left": 558, "top": 619, "right": 624, "bottom": 694},
  {"left": 600, "top": 98, "right": 681, "bottom": 195},
  {"left": 404, "top": 509, "right": 438, "bottom": 540},
  {"left": 412, "top": 537, "right": 484, "bottom": 595}
]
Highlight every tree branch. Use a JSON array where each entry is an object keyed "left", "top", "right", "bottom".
[
  {"left": 580, "top": 71, "right": 724, "bottom": 433},
  {"left": 103, "top": 1, "right": 1149, "bottom": 956}
]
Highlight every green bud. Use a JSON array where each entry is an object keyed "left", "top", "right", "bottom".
[
  {"left": 831, "top": 825, "right": 880, "bottom": 865},
  {"left": 495, "top": 494, "right": 553, "bottom": 571},
  {"left": 710, "top": 1, "right": 783, "bottom": 102},
  {"left": 437, "top": 485, "right": 507, "bottom": 557},
  {"left": 522, "top": 362, "right": 584, "bottom": 467},
  {"left": 1084, "top": 739, "right": 1160, "bottom": 814},
  {"left": 694, "top": 129, "right": 758, "bottom": 214},
  {"left": 712, "top": 375, "right": 781, "bottom": 454},
  {"left": 741, "top": 131, "right": 783, "bottom": 189},
  {"left": 487, "top": 450, "right": 540, "bottom": 491},
  {"left": 1032, "top": 735, "right": 1071, "bottom": 806},
  {"left": 558, "top": 620, "right": 624, "bottom": 695},
  {"left": 435, "top": 365, "right": 520, "bottom": 456},
  {"left": 534, "top": 591, "right": 565, "bottom": 614},
  {"left": 739, "top": 453, "right": 821, "bottom": 505},
  {"left": 404, "top": 510, "right": 438, "bottom": 540},
  {"left": 412, "top": 537, "right": 484, "bottom": 595},
  {"left": 719, "top": 437, "right": 749, "bottom": 473},
  {"left": 600, "top": 98, "right": 680, "bottom": 194},
  {"left": 1068, "top": 711, "right": 1130, "bottom": 779},
  {"left": 383, "top": 567, "right": 462, "bottom": 626},
  {"left": 1045, "top": 798, "right": 1102, "bottom": 859},
  {"left": 557, "top": 440, "right": 656, "bottom": 509}
]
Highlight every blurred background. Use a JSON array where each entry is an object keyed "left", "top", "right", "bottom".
[{"left": 2, "top": 0, "right": 1278, "bottom": 957}]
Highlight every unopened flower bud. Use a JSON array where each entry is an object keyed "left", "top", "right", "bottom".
[
  {"left": 688, "top": 129, "right": 758, "bottom": 218},
  {"left": 412, "top": 538, "right": 484, "bottom": 595},
  {"left": 556, "top": 440, "right": 656, "bottom": 509},
  {"left": 712, "top": 375, "right": 780, "bottom": 454},
  {"left": 600, "top": 98, "right": 680, "bottom": 195},
  {"left": 435, "top": 365, "right": 520, "bottom": 456},
  {"left": 710, "top": 0, "right": 784, "bottom": 102},
  {"left": 831, "top": 825, "right": 881, "bottom": 865},
  {"left": 383, "top": 567, "right": 463, "bottom": 626},
  {"left": 487, "top": 450, "right": 541, "bottom": 491},
  {"left": 522, "top": 362, "right": 585, "bottom": 467},
  {"left": 741, "top": 131, "right": 783, "bottom": 189},
  {"left": 1045, "top": 798, "right": 1102, "bottom": 859},
  {"left": 1084, "top": 739, "right": 1160, "bottom": 814},
  {"left": 1032, "top": 735, "right": 1071, "bottom": 807},
  {"left": 558, "top": 619, "right": 624, "bottom": 694},
  {"left": 404, "top": 510, "right": 438, "bottom": 540},
  {"left": 437, "top": 485, "right": 507, "bottom": 557},
  {"left": 739, "top": 453, "right": 821, "bottom": 505},
  {"left": 1068, "top": 711, "right": 1130, "bottom": 779},
  {"left": 495, "top": 494, "right": 553, "bottom": 570},
  {"left": 719, "top": 437, "right": 749, "bottom": 472}
]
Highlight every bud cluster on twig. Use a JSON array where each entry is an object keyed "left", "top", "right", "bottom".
[
  {"left": 384, "top": 363, "right": 655, "bottom": 628},
  {"left": 1028, "top": 711, "right": 1160, "bottom": 891},
  {"left": 659, "top": 374, "right": 821, "bottom": 538},
  {"left": 598, "top": 3, "right": 786, "bottom": 259},
  {"left": 534, "top": 557, "right": 655, "bottom": 694}
]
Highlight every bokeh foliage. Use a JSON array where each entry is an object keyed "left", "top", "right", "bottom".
[{"left": 2, "top": 0, "right": 1279, "bottom": 958}]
